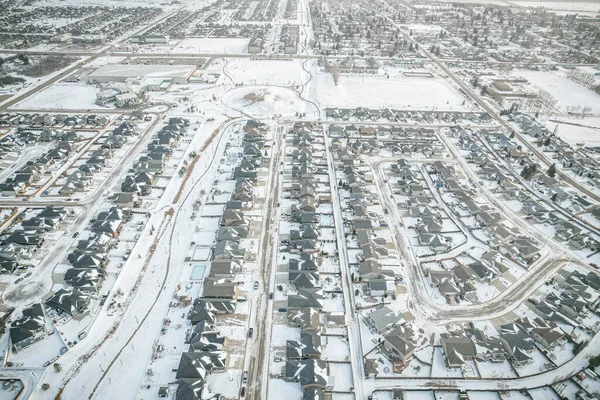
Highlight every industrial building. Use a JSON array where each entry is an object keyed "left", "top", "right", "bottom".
[{"left": 85, "top": 64, "right": 197, "bottom": 85}]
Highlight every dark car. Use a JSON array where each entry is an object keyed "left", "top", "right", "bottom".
[{"left": 247, "top": 328, "right": 253, "bottom": 338}]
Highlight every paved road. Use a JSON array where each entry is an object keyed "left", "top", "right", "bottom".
[
  {"left": 249, "top": 122, "right": 283, "bottom": 400},
  {"left": 324, "top": 133, "right": 366, "bottom": 398}
]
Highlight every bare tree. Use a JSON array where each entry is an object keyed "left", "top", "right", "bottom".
[{"left": 331, "top": 64, "right": 340, "bottom": 86}]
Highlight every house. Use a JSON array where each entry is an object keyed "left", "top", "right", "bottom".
[
  {"left": 284, "top": 359, "right": 328, "bottom": 390},
  {"left": 45, "top": 288, "right": 90, "bottom": 318},
  {"left": 365, "top": 306, "right": 404, "bottom": 333},
  {"left": 64, "top": 268, "right": 102, "bottom": 292},
  {"left": 176, "top": 352, "right": 208, "bottom": 380},
  {"left": 202, "top": 278, "right": 237, "bottom": 299},
  {"left": 440, "top": 334, "right": 477, "bottom": 368},
  {"left": 289, "top": 271, "right": 321, "bottom": 289},
  {"left": 288, "top": 289, "right": 324, "bottom": 310},
  {"left": 9, "top": 303, "right": 46, "bottom": 350},
  {"left": 382, "top": 325, "right": 419, "bottom": 363},
  {"left": 3, "top": 231, "right": 44, "bottom": 247},
  {"left": 531, "top": 327, "right": 564, "bottom": 349},
  {"left": 287, "top": 307, "right": 320, "bottom": 332},
  {"left": 286, "top": 331, "right": 321, "bottom": 360},
  {"left": 209, "top": 260, "right": 242, "bottom": 278},
  {"left": 175, "top": 378, "right": 204, "bottom": 400},
  {"left": 187, "top": 320, "right": 225, "bottom": 352},
  {"left": 213, "top": 240, "right": 245, "bottom": 260}
]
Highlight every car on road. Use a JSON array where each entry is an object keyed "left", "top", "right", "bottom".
[
  {"left": 43, "top": 356, "right": 59, "bottom": 367},
  {"left": 24, "top": 272, "right": 32, "bottom": 278},
  {"left": 14, "top": 277, "right": 24, "bottom": 284},
  {"left": 247, "top": 328, "right": 253, "bottom": 338},
  {"left": 269, "top": 292, "right": 273, "bottom": 300},
  {"left": 60, "top": 346, "right": 68, "bottom": 355},
  {"left": 242, "top": 371, "right": 248, "bottom": 383},
  {"left": 72, "top": 232, "right": 79, "bottom": 238},
  {"left": 253, "top": 281, "right": 259, "bottom": 289},
  {"left": 240, "top": 387, "right": 246, "bottom": 397}
]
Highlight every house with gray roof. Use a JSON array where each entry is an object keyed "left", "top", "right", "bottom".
[
  {"left": 365, "top": 306, "right": 404, "bottom": 333},
  {"left": 440, "top": 334, "right": 477, "bottom": 368},
  {"left": 284, "top": 359, "right": 328, "bottom": 390},
  {"left": 286, "top": 331, "right": 321, "bottom": 360}
]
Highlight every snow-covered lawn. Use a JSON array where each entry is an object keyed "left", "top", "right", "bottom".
[
  {"left": 14, "top": 83, "right": 111, "bottom": 110},
  {"left": 268, "top": 379, "right": 302, "bottom": 400},
  {"left": 314, "top": 73, "right": 469, "bottom": 110}
]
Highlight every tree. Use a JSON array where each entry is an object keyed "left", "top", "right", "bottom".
[
  {"left": 548, "top": 163, "right": 557, "bottom": 178},
  {"left": 510, "top": 131, "right": 515, "bottom": 139},
  {"left": 544, "top": 137, "right": 551, "bottom": 146},
  {"left": 521, "top": 164, "right": 537, "bottom": 180},
  {"left": 331, "top": 64, "right": 340, "bottom": 86}
]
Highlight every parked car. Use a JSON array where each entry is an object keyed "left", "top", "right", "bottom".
[
  {"left": 247, "top": 328, "right": 253, "bottom": 338},
  {"left": 253, "top": 281, "right": 259, "bottom": 289},
  {"left": 268, "top": 292, "right": 273, "bottom": 300},
  {"left": 72, "top": 232, "right": 79, "bottom": 238},
  {"left": 24, "top": 272, "right": 32, "bottom": 278},
  {"left": 242, "top": 371, "right": 248, "bottom": 383},
  {"left": 240, "top": 387, "right": 246, "bottom": 397},
  {"left": 59, "top": 347, "right": 68, "bottom": 355},
  {"left": 14, "top": 277, "right": 24, "bottom": 284},
  {"left": 43, "top": 356, "right": 59, "bottom": 367}
]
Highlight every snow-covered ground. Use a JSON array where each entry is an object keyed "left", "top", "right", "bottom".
[
  {"left": 225, "top": 59, "right": 309, "bottom": 86},
  {"left": 172, "top": 38, "right": 250, "bottom": 54},
  {"left": 13, "top": 83, "right": 111, "bottom": 110},
  {"left": 514, "top": 69, "right": 600, "bottom": 114},
  {"left": 508, "top": 1, "right": 600, "bottom": 15},
  {"left": 542, "top": 116, "right": 600, "bottom": 145},
  {"left": 314, "top": 73, "right": 470, "bottom": 110}
]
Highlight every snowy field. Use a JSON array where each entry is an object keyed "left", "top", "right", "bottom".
[
  {"left": 172, "top": 38, "right": 250, "bottom": 54},
  {"left": 514, "top": 69, "right": 600, "bottom": 114},
  {"left": 508, "top": 1, "right": 600, "bottom": 15},
  {"left": 226, "top": 59, "right": 309, "bottom": 86},
  {"left": 542, "top": 116, "right": 600, "bottom": 145},
  {"left": 314, "top": 73, "right": 469, "bottom": 110},
  {"left": 14, "top": 83, "right": 110, "bottom": 110}
]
